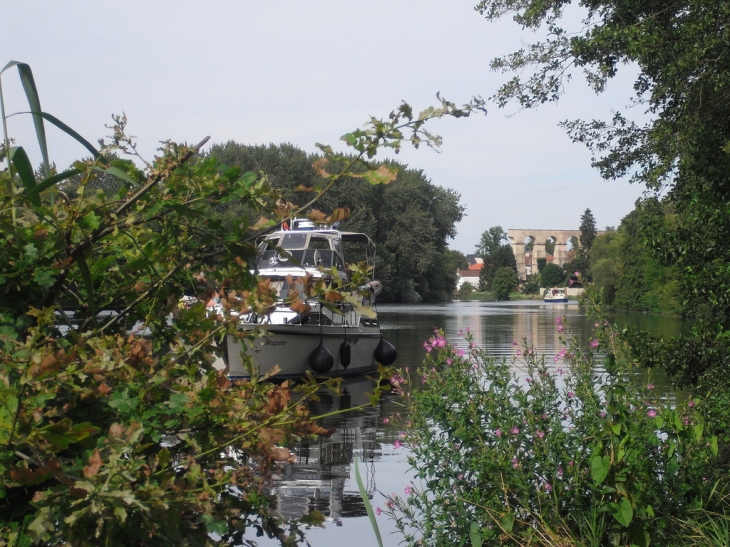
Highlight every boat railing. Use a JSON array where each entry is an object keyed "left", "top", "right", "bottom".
[{"left": 257, "top": 249, "right": 344, "bottom": 271}]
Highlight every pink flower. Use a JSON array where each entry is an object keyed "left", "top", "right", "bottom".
[
  {"left": 599, "top": 411, "right": 607, "bottom": 418},
  {"left": 394, "top": 440, "right": 402, "bottom": 449},
  {"left": 494, "top": 428, "right": 502, "bottom": 437},
  {"left": 456, "top": 349, "right": 465, "bottom": 357},
  {"left": 376, "top": 507, "right": 382, "bottom": 516},
  {"left": 556, "top": 317, "right": 562, "bottom": 324},
  {"left": 574, "top": 271, "right": 579, "bottom": 276},
  {"left": 567, "top": 391, "right": 575, "bottom": 398},
  {"left": 688, "top": 400, "right": 696, "bottom": 407},
  {"left": 512, "top": 457, "right": 519, "bottom": 469},
  {"left": 404, "top": 486, "right": 412, "bottom": 495},
  {"left": 648, "top": 409, "right": 657, "bottom": 418},
  {"left": 525, "top": 377, "right": 531, "bottom": 383},
  {"left": 647, "top": 383, "right": 655, "bottom": 390},
  {"left": 513, "top": 340, "right": 518, "bottom": 346},
  {"left": 386, "top": 500, "right": 395, "bottom": 509},
  {"left": 557, "top": 324, "right": 564, "bottom": 333},
  {"left": 383, "top": 418, "right": 389, "bottom": 424},
  {"left": 516, "top": 349, "right": 522, "bottom": 355},
  {"left": 457, "top": 329, "right": 463, "bottom": 336},
  {"left": 535, "top": 429, "right": 545, "bottom": 439},
  {"left": 557, "top": 467, "right": 563, "bottom": 478},
  {"left": 510, "top": 427, "right": 520, "bottom": 435},
  {"left": 568, "top": 460, "right": 574, "bottom": 467},
  {"left": 544, "top": 482, "right": 553, "bottom": 493},
  {"left": 557, "top": 368, "right": 564, "bottom": 375},
  {"left": 446, "top": 358, "right": 452, "bottom": 365},
  {"left": 590, "top": 339, "right": 599, "bottom": 348}
]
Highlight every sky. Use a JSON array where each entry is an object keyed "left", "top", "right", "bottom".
[{"left": 1, "top": 1, "right": 648, "bottom": 254}]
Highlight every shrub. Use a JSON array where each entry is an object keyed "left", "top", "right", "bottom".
[
  {"left": 492, "top": 267, "right": 518, "bottom": 300},
  {"left": 540, "top": 262, "right": 564, "bottom": 287},
  {"left": 384, "top": 288, "right": 727, "bottom": 546}
]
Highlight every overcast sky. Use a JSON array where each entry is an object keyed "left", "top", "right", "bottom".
[{"left": 2, "top": 1, "right": 647, "bottom": 253}]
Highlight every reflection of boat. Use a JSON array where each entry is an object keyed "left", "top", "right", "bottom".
[
  {"left": 225, "top": 220, "right": 397, "bottom": 379},
  {"left": 268, "top": 376, "right": 383, "bottom": 523},
  {"left": 544, "top": 287, "right": 568, "bottom": 303}
]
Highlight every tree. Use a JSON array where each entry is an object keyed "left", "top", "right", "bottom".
[
  {"left": 492, "top": 267, "right": 518, "bottom": 300},
  {"left": 475, "top": 226, "right": 507, "bottom": 258},
  {"left": 579, "top": 208, "right": 597, "bottom": 252},
  {"left": 475, "top": 0, "right": 730, "bottom": 388},
  {"left": 540, "top": 263, "right": 564, "bottom": 287},
  {"left": 478, "top": 255, "right": 497, "bottom": 291},
  {"left": 536, "top": 257, "right": 547, "bottom": 273},
  {"left": 0, "top": 62, "right": 487, "bottom": 544}
]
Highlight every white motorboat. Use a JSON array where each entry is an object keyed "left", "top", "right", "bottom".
[
  {"left": 224, "top": 219, "right": 396, "bottom": 379},
  {"left": 543, "top": 287, "right": 569, "bottom": 303}
]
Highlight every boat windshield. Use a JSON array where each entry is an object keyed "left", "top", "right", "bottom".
[{"left": 280, "top": 233, "right": 308, "bottom": 250}]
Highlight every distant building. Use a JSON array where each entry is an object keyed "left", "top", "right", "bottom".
[{"left": 456, "top": 269, "right": 481, "bottom": 291}]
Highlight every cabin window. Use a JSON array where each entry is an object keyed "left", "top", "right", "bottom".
[{"left": 280, "top": 233, "right": 308, "bottom": 250}]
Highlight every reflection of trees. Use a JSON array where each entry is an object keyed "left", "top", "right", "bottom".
[{"left": 268, "top": 377, "right": 383, "bottom": 523}]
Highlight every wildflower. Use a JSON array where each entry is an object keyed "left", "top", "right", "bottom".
[
  {"left": 567, "top": 391, "right": 574, "bottom": 398},
  {"left": 513, "top": 340, "right": 518, "bottom": 346},
  {"left": 647, "top": 383, "right": 655, "bottom": 390},
  {"left": 590, "top": 339, "right": 599, "bottom": 348},
  {"left": 465, "top": 327, "right": 470, "bottom": 332},
  {"left": 510, "top": 427, "right": 520, "bottom": 435},
  {"left": 535, "top": 429, "right": 545, "bottom": 439},
  {"left": 383, "top": 418, "right": 390, "bottom": 424},
  {"left": 599, "top": 411, "right": 607, "bottom": 418},
  {"left": 394, "top": 440, "right": 402, "bottom": 449},
  {"left": 386, "top": 500, "right": 395, "bottom": 509},
  {"left": 568, "top": 460, "right": 574, "bottom": 466},
  {"left": 376, "top": 507, "right": 382, "bottom": 516},
  {"left": 557, "top": 324, "right": 564, "bottom": 333},
  {"left": 512, "top": 457, "right": 519, "bottom": 469},
  {"left": 404, "top": 486, "right": 412, "bottom": 495},
  {"left": 648, "top": 409, "right": 657, "bottom": 418},
  {"left": 541, "top": 414, "right": 548, "bottom": 419},
  {"left": 516, "top": 349, "right": 522, "bottom": 355},
  {"left": 688, "top": 400, "right": 696, "bottom": 407},
  {"left": 457, "top": 474, "right": 463, "bottom": 480},
  {"left": 528, "top": 349, "right": 534, "bottom": 355},
  {"left": 456, "top": 349, "right": 465, "bottom": 357},
  {"left": 544, "top": 482, "right": 553, "bottom": 493},
  {"left": 557, "top": 467, "right": 563, "bottom": 478},
  {"left": 557, "top": 367, "right": 564, "bottom": 375},
  {"left": 525, "top": 377, "right": 531, "bottom": 383},
  {"left": 457, "top": 329, "right": 463, "bottom": 336},
  {"left": 405, "top": 366, "right": 410, "bottom": 372},
  {"left": 399, "top": 431, "right": 406, "bottom": 439},
  {"left": 556, "top": 317, "right": 562, "bottom": 324},
  {"left": 494, "top": 428, "right": 502, "bottom": 437},
  {"left": 446, "top": 358, "right": 452, "bottom": 365}
]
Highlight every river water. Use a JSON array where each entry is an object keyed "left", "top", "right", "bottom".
[{"left": 251, "top": 300, "right": 688, "bottom": 547}]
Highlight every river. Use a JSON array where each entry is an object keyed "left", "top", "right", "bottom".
[{"left": 250, "top": 300, "right": 689, "bottom": 547}]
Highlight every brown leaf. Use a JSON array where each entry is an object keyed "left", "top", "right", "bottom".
[
  {"left": 289, "top": 300, "right": 311, "bottom": 314},
  {"left": 83, "top": 449, "right": 103, "bottom": 478},
  {"left": 312, "top": 158, "right": 330, "bottom": 178},
  {"left": 327, "top": 207, "right": 351, "bottom": 223}
]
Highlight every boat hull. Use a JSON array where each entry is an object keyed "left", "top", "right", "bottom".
[{"left": 226, "top": 324, "right": 381, "bottom": 379}]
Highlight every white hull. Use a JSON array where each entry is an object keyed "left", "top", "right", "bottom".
[{"left": 226, "top": 324, "right": 381, "bottom": 379}]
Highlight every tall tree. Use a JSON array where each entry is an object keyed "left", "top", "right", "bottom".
[
  {"left": 475, "top": 226, "right": 507, "bottom": 258},
  {"left": 579, "top": 208, "right": 597, "bottom": 251},
  {"left": 475, "top": 0, "right": 730, "bottom": 389}
]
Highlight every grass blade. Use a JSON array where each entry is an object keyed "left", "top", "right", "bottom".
[
  {"left": 354, "top": 456, "right": 383, "bottom": 547},
  {"left": 9, "top": 146, "right": 39, "bottom": 206},
  {"left": 93, "top": 165, "right": 140, "bottom": 187},
  {"left": 16, "top": 63, "right": 50, "bottom": 178},
  {"left": 26, "top": 168, "right": 84, "bottom": 201}
]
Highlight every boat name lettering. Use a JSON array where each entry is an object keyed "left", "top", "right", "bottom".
[{"left": 264, "top": 339, "right": 287, "bottom": 347}]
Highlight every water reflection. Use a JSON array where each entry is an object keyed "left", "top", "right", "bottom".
[
  {"left": 255, "top": 302, "right": 690, "bottom": 546},
  {"left": 269, "top": 376, "right": 384, "bottom": 524}
]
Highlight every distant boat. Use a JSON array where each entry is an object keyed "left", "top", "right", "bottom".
[
  {"left": 543, "top": 287, "right": 568, "bottom": 303},
  {"left": 222, "top": 220, "right": 396, "bottom": 379}
]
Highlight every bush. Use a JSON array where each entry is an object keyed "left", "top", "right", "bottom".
[
  {"left": 384, "top": 288, "right": 727, "bottom": 546},
  {"left": 456, "top": 281, "right": 475, "bottom": 298},
  {"left": 492, "top": 267, "right": 518, "bottom": 300},
  {"left": 540, "top": 262, "right": 565, "bottom": 287}
]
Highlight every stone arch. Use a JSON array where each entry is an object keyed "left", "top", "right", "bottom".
[{"left": 508, "top": 229, "right": 588, "bottom": 279}]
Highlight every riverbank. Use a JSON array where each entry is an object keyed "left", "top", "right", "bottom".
[{"left": 454, "top": 292, "right": 578, "bottom": 302}]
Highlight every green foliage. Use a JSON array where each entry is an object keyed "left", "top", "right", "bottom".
[
  {"left": 209, "top": 144, "right": 467, "bottom": 303},
  {"left": 475, "top": 226, "right": 507, "bottom": 258},
  {"left": 579, "top": 208, "right": 597, "bottom": 252},
  {"left": 536, "top": 257, "right": 547, "bottom": 273},
  {"left": 520, "top": 274, "right": 541, "bottom": 295},
  {"left": 384, "top": 286, "right": 728, "bottom": 546},
  {"left": 492, "top": 267, "right": 518, "bottom": 300},
  {"left": 456, "top": 281, "right": 475, "bottom": 299},
  {"left": 0, "top": 63, "right": 486, "bottom": 545},
  {"left": 540, "top": 262, "right": 564, "bottom": 287}
]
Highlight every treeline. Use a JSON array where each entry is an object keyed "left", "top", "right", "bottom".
[{"left": 207, "top": 142, "right": 466, "bottom": 303}]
